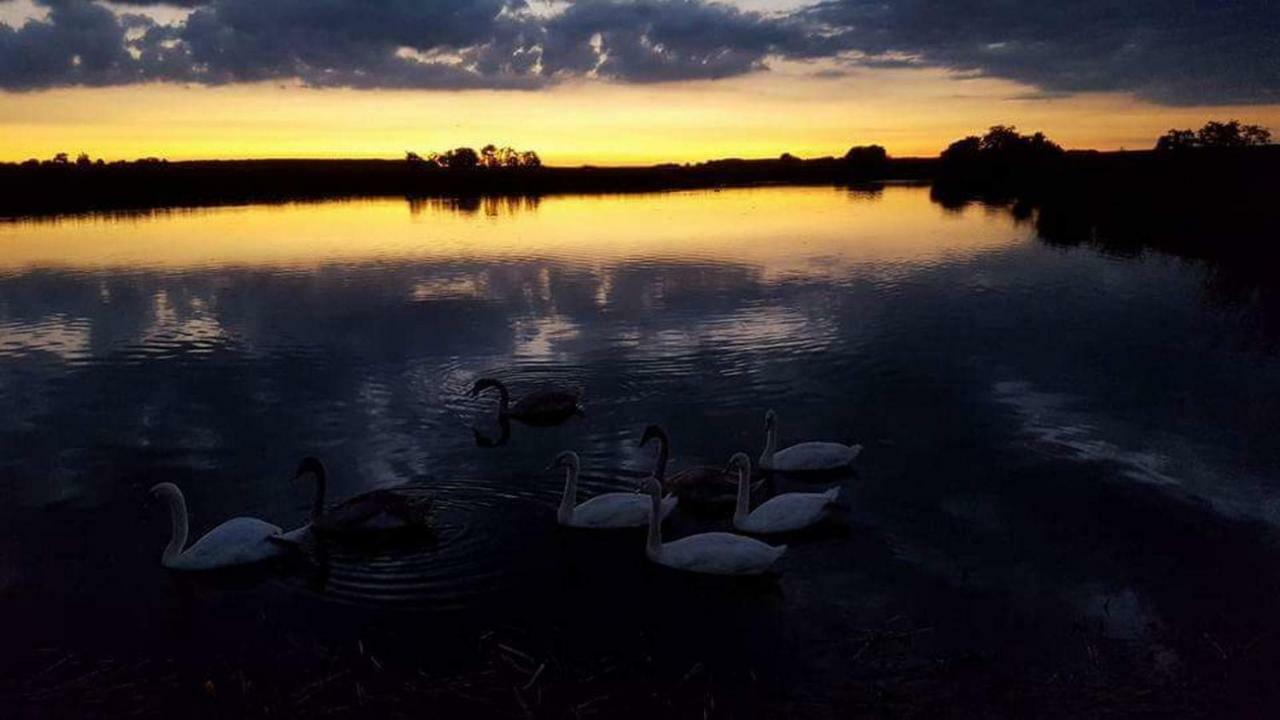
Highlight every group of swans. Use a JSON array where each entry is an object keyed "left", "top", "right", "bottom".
[
  {"left": 549, "top": 412, "right": 858, "bottom": 576},
  {"left": 151, "top": 366, "right": 859, "bottom": 578}
]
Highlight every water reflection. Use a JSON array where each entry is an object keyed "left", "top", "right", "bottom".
[{"left": 2, "top": 186, "right": 1280, "bottom": 714}]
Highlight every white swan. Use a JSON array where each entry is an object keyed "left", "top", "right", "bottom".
[
  {"left": 551, "top": 450, "right": 677, "bottom": 529},
  {"left": 639, "top": 477, "right": 785, "bottom": 575},
  {"left": 730, "top": 453, "right": 839, "bottom": 534},
  {"left": 150, "top": 482, "right": 286, "bottom": 571},
  {"left": 759, "top": 409, "right": 862, "bottom": 473}
]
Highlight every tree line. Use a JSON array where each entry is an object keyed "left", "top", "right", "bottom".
[{"left": 405, "top": 144, "right": 541, "bottom": 170}]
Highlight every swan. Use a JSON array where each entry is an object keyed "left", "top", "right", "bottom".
[
  {"left": 150, "top": 482, "right": 286, "bottom": 571},
  {"left": 729, "top": 453, "right": 839, "bottom": 534},
  {"left": 759, "top": 409, "right": 862, "bottom": 473},
  {"left": 639, "top": 424, "right": 761, "bottom": 510},
  {"left": 470, "top": 378, "right": 582, "bottom": 426},
  {"left": 277, "top": 457, "right": 435, "bottom": 543},
  {"left": 550, "top": 450, "right": 677, "bottom": 528},
  {"left": 639, "top": 477, "right": 786, "bottom": 575}
]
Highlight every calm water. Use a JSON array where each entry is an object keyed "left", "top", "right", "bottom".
[{"left": 2, "top": 186, "right": 1279, "bottom": 716}]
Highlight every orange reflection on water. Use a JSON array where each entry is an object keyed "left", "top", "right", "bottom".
[{"left": 0, "top": 186, "right": 1024, "bottom": 277}]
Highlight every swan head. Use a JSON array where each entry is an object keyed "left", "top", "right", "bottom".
[
  {"left": 639, "top": 424, "right": 667, "bottom": 448},
  {"left": 469, "top": 377, "right": 501, "bottom": 397},
  {"left": 545, "top": 450, "right": 580, "bottom": 472},
  {"left": 149, "top": 482, "right": 180, "bottom": 502},
  {"left": 293, "top": 456, "right": 327, "bottom": 483},
  {"left": 764, "top": 409, "right": 777, "bottom": 430},
  {"left": 725, "top": 452, "right": 752, "bottom": 475}
]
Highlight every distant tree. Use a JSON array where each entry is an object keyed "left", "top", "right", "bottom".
[
  {"left": 978, "top": 125, "right": 1023, "bottom": 154},
  {"left": 51, "top": 152, "right": 69, "bottom": 164},
  {"left": 844, "top": 144, "right": 888, "bottom": 177},
  {"left": 444, "top": 147, "right": 479, "bottom": 170},
  {"left": 405, "top": 150, "right": 424, "bottom": 163},
  {"left": 779, "top": 152, "right": 800, "bottom": 163},
  {"left": 940, "top": 136, "right": 982, "bottom": 163},
  {"left": 75, "top": 152, "right": 92, "bottom": 166},
  {"left": 1155, "top": 128, "right": 1198, "bottom": 151},
  {"left": 1155, "top": 120, "right": 1271, "bottom": 150},
  {"left": 845, "top": 145, "right": 887, "bottom": 164},
  {"left": 1241, "top": 123, "right": 1272, "bottom": 146},
  {"left": 419, "top": 145, "right": 540, "bottom": 170},
  {"left": 939, "top": 126, "right": 1063, "bottom": 182}
]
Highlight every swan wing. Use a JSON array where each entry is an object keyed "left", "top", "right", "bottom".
[
  {"left": 169, "top": 517, "right": 285, "bottom": 570},
  {"left": 569, "top": 493, "right": 651, "bottom": 528},
  {"left": 315, "top": 486, "right": 434, "bottom": 534},
  {"left": 659, "top": 532, "right": 785, "bottom": 575},
  {"left": 511, "top": 389, "right": 581, "bottom": 422},
  {"left": 740, "top": 492, "right": 836, "bottom": 533},
  {"left": 772, "top": 442, "right": 861, "bottom": 472}
]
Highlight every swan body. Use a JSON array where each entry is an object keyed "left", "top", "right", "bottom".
[
  {"left": 552, "top": 450, "right": 676, "bottom": 528},
  {"left": 760, "top": 409, "right": 862, "bottom": 473},
  {"left": 471, "top": 378, "right": 582, "bottom": 426},
  {"left": 279, "top": 457, "right": 434, "bottom": 543},
  {"left": 730, "top": 453, "right": 839, "bottom": 534},
  {"left": 640, "top": 477, "right": 785, "bottom": 575},
  {"left": 150, "top": 483, "right": 285, "bottom": 571},
  {"left": 640, "top": 424, "right": 761, "bottom": 510}
]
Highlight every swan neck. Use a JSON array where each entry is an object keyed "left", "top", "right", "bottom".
[
  {"left": 557, "top": 464, "right": 577, "bottom": 523},
  {"left": 646, "top": 488, "right": 663, "bottom": 558},
  {"left": 493, "top": 381, "right": 510, "bottom": 415},
  {"left": 760, "top": 423, "right": 776, "bottom": 469},
  {"left": 310, "top": 468, "right": 327, "bottom": 522},
  {"left": 652, "top": 434, "right": 669, "bottom": 482},
  {"left": 162, "top": 490, "right": 189, "bottom": 564},
  {"left": 734, "top": 464, "right": 751, "bottom": 525}
]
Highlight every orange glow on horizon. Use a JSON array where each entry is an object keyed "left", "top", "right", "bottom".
[{"left": 3, "top": 65, "right": 1279, "bottom": 165}]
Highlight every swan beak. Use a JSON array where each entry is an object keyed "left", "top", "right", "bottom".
[{"left": 541, "top": 463, "right": 556, "bottom": 472}]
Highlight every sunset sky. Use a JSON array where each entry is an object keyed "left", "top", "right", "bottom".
[{"left": 2, "top": 0, "right": 1278, "bottom": 165}]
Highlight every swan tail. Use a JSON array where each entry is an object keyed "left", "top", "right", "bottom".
[
  {"left": 823, "top": 486, "right": 842, "bottom": 502},
  {"left": 847, "top": 444, "right": 864, "bottom": 462}
]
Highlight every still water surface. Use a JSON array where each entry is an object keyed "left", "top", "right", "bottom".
[{"left": 2, "top": 186, "right": 1279, "bottom": 714}]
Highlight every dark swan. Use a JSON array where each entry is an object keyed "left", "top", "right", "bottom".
[
  {"left": 470, "top": 377, "right": 583, "bottom": 426},
  {"left": 276, "top": 457, "right": 435, "bottom": 543},
  {"left": 639, "top": 424, "right": 762, "bottom": 512}
]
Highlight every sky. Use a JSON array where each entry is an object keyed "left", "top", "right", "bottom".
[{"left": 1, "top": 0, "right": 1278, "bottom": 164}]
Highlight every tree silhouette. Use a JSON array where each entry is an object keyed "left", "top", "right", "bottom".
[
  {"left": 845, "top": 145, "right": 888, "bottom": 178},
  {"left": 1155, "top": 120, "right": 1271, "bottom": 150},
  {"left": 410, "top": 145, "right": 541, "bottom": 170}
]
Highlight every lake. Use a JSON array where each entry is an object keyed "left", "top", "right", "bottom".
[{"left": 2, "top": 185, "right": 1279, "bottom": 717}]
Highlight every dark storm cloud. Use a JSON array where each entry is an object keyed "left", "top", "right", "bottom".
[
  {"left": 803, "top": 0, "right": 1280, "bottom": 105},
  {"left": 539, "top": 0, "right": 816, "bottom": 82},
  {"left": 0, "top": 0, "right": 1277, "bottom": 105}
]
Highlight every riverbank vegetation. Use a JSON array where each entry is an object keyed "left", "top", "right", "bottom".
[{"left": 0, "top": 123, "right": 1272, "bottom": 224}]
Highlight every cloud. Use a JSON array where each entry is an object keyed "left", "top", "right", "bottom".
[
  {"left": 539, "top": 0, "right": 816, "bottom": 82},
  {"left": 802, "top": 0, "right": 1280, "bottom": 106},
  {"left": 0, "top": 0, "right": 1277, "bottom": 105}
]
